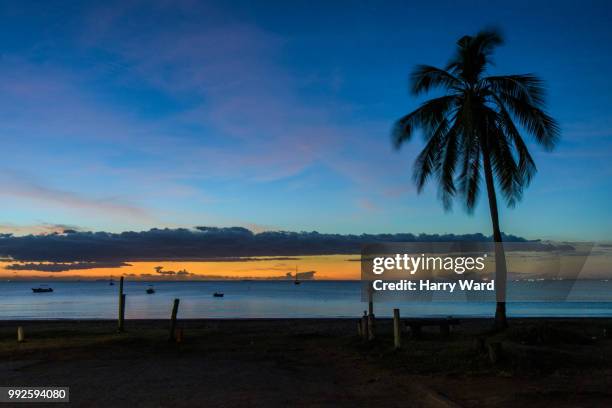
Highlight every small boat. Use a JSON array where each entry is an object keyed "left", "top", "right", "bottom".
[
  {"left": 32, "top": 286, "right": 53, "bottom": 293},
  {"left": 294, "top": 266, "right": 301, "bottom": 285},
  {"left": 213, "top": 292, "right": 224, "bottom": 298},
  {"left": 146, "top": 285, "right": 155, "bottom": 294}
]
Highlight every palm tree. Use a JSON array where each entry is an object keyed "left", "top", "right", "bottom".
[{"left": 392, "top": 29, "right": 559, "bottom": 329}]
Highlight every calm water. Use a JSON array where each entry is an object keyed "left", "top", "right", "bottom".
[{"left": 1, "top": 280, "right": 612, "bottom": 319}]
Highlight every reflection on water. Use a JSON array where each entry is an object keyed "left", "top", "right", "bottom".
[{"left": 2, "top": 280, "right": 612, "bottom": 319}]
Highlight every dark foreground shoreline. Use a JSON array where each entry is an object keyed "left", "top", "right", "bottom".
[{"left": 1, "top": 318, "right": 612, "bottom": 407}]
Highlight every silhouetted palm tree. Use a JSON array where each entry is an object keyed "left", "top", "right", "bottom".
[{"left": 392, "top": 29, "right": 559, "bottom": 329}]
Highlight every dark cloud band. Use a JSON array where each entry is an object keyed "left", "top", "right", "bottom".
[{"left": 0, "top": 226, "right": 550, "bottom": 263}]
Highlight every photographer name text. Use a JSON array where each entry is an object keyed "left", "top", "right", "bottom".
[{"left": 372, "top": 279, "right": 495, "bottom": 292}]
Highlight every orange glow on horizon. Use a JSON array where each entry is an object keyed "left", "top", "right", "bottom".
[{"left": 0, "top": 255, "right": 361, "bottom": 280}]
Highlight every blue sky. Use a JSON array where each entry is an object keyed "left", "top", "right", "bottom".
[{"left": 1, "top": 0, "right": 611, "bottom": 241}]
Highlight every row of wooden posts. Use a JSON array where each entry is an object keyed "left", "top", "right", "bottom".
[
  {"left": 117, "top": 277, "right": 182, "bottom": 342},
  {"left": 17, "top": 277, "right": 181, "bottom": 343},
  {"left": 357, "top": 304, "right": 504, "bottom": 363},
  {"left": 13, "top": 280, "right": 499, "bottom": 361},
  {"left": 358, "top": 302, "right": 403, "bottom": 350}
]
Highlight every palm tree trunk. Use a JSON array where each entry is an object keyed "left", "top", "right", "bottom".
[{"left": 481, "top": 138, "right": 508, "bottom": 330}]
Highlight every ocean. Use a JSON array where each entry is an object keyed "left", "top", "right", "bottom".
[{"left": 2, "top": 280, "right": 612, "bottom": 319}]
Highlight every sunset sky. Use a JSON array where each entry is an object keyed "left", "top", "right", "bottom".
[
  {"left": 1, "top": 0, "right": 612, "bottom": 242},
  {"left": 3, "top": 245, "right": 610, "bottom": 281},
  {"left": 0, "top": 256, "right": 359, "bottom": 280}
]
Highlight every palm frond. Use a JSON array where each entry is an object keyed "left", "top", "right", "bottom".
[
  {"left": 413, "top": 117, "right": 450, "bottom": 192},
  {"left": 392, "top": 95, "right": 457, "bottom": 148},
  {"left": 410, "top": 65, "right": 462, "bottom": 95},
  {"left": 459, "top": 137, "right": 481, "bottom": 212},
  {"left": 472, "top": 29, "right": 504, "bottom": 57},
  {"left": 447, "top": 29, "right": 503, "bottom": 83},
  {"left": 494, "top": 99, "right": 537, "bottom": 183},
  {"left": 457, "top": 105, "right": 481, "bottom": 212},
  {"left": 484, "top": 74, "right": 546, "bottom": 106},
  {"left": 488, "top": 123, "right": 522, "bottom": 206},
  {"left": 494, "top": 92, "right": 560, "bottom": 150},
  {"left": 438, "top": 115, "right": 462, "bottom": 210}
]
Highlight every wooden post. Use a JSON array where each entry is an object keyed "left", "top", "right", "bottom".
[
  {"left": 367, "top": 314, "right": 375, "bottom": 341},
  {"left": 357, "top": 320, "right": 363, "bottom": 337},
  {"left": 17, "top": 326, "right": 24, "bottom": 343},
  {"left": 367, "top": 287, "right": 375, "bottom": 340},
  {"left": 393, "top": 309, "right": 401, "bottom": 349},
  {"left": 361, "top": 311, "right": 368, "bottom": 341},
  {"left": 118, "top": 276, "right": 125, "bottom": 332},
  {"left": 169, "top": 298, "right": 180, "bottom": 342},
  {"left": 119, "top": 294, "right": 126, "bottom": 332}
]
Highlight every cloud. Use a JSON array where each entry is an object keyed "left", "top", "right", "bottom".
[
  {"left": 0, "top": 223, "right": 83, "bottom": 236},
  {"left": 0, "top": 1, "right": 420, "bottom": 237},
  {"left": 0, "top": 225, "right": 538, "bottom": 263},
  {"left": 6, "top": 261, "right": 130, "bottom": 272},
  {"left": 562, "top": 120, "right": 612, "bottom": 141},
  {"left": 76, "top": 2, "right": 393, "bottom": 185},
  {"left": 356, "top": 198, "right": 379, "bottom": 212},
  {"left": 153, "top": 266, "right": 193, "bottom": 276},
  {"left": 0, "top": 170, "right": 151, "bottom": 220}
]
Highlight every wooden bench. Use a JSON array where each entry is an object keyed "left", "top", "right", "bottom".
[{"left": 404, "top": 318, "right": 461, "bottom": 338}]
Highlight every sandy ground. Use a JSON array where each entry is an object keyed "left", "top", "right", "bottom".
[{"left": 1, "top": 318, "right": 612, "bottom": 407}]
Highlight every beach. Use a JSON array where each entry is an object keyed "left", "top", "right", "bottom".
[{"left": 2, "top": 318, "right": 612, "bottom": 407}]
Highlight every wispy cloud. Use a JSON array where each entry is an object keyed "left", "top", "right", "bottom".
[
  {"left": 0, "top": 170, "right": 151, "bottom": 220},
  {"left": 77, "top": 3, "right": 385, "bottom": 183},
  {"left": 356, "top": 198, "right": 379, "bottom": 212},
  {"left": 0, "top": 223, "right": 81, "bottom": 236},
  {"left": 562, "top": 120, "right": 612, "bottom": 141},
  {"left": 1, "top": 1, "right": 413, "bottom": 203}
]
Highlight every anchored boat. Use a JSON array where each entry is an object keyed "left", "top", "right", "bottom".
[
  {"left": 294, "top": 266, "right": 301, "bottom": 285},
  {"left": 32, "top": 285, "right": 53, "bottom": 293}
]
